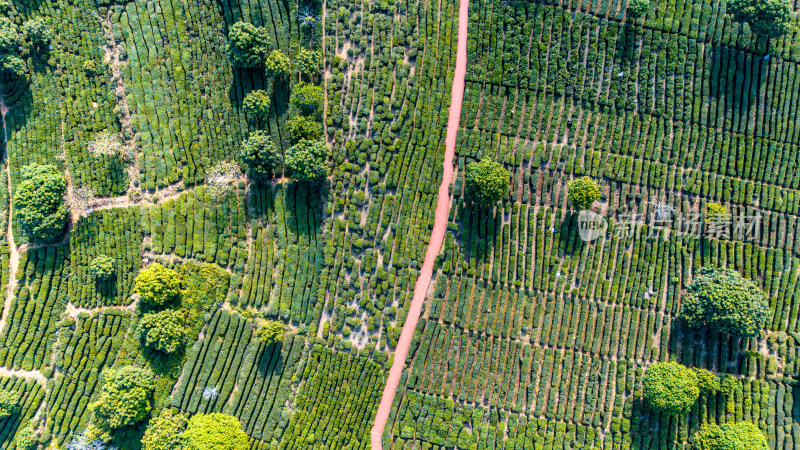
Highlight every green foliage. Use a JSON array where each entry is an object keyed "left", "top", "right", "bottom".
[
  {"left": 0, "top": 53, "right": 24, "bottom": 77},
  {"left": 134, "top": 263, "right": 182, "bottom": 308},
  {"left": 695, "top": 421, "right": 768, "bottom": 450},
  {"left": 227, "top": 21, "right": 270, "bottom": 67},
  {"left": 14, "top": 421, "right": 37, "bottom": 449},
  {"left": 728, "top": 0, "right": 792, "bottom": 38},
  {"left": 286, "top": 139, "right": 329, "bottom": 183},
  {"left": 265, "top": 49, "right": 291, "bottom": 77},
  {"left": 642, "top": 362, "right": 699, "bottom": 415},
  {"left": 627, "top": 0, "right": 651, "bottom": 17},
  {"left": 13, "top": 164, "right": 68, "bottom": 242},
  {"left": 693, "top": 368, "right": 720, "bottom": 395},
  {"left": 139, "top": 309, "right": 186, "bottom": 354},
  {"left": 0, "top": 389, "right": 18, "bottom": 418},
  {"left": 719, "top": 375, "right": 737, "bottom": 396},
  {"left": 239, "top": 131, "right": 281, "bottom": 179},
  {"left": 255, "top": 319, "right": 286, "bottom": 345},
  {"left": 567, "top": 176, "right": 601, "bottom": 210},
  {"left": 295, "top": 48, "right": 322, "bottom": 78},
  {"left": 242, "top": 90, "right": 270, "bottom": 119},
  {"left": 463, "top": 159, "right": 510, "bottom": 205},
  {"left": 287, "top": 115, "right": 322, "bottom": 143},
  {"left": 290, "top": 82, "right": 323, "bottom": 114},
  {"left": 183, "top": 413, "right": 249, "bottom": 450},
  {"left": 0, "top": 18, "right": 21, "bottom": 54},
  {"left": 142, "top": 409, "right": 188, "bottom": 450},
  {"left": 681, "top": 267, "right": 771, "bottom": 338},
  {"left": 89, "top": 365, "right": 154, "bottom": 430},
  {"left": 90, "top": 255, "right": 116, "bottom": 281},
  {"left": 22, "top": 19, "right": 50, "bottom": 48}
]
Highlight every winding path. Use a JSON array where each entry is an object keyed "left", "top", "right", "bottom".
[{"left": 370, "top": 0, "right": 469, "bottom": 446}]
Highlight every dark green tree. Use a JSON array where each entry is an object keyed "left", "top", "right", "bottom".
[
  {"left": 0, "top": 390, "right": 18, "bottom": 418},
  {"left": 0, "top": 54, "right": 24, "bottom": 78},
  {"left": 139, "top": 309, "right": 186, "bottom": 354},
  {"left": 0, "top": 18, "right": 21, "bottom": 54},
  {"left": 182, "top": 413, "right": 249, "bottom": 450},
  {"left": 627, "top": 0, "right": 651, "bottom": 17},
  {"left": 90, "top": 255, "right": 116, "bottom": 281},
  {"left": 134, "top": 262, "right": 182, "bottom": 307},
  {"left": 295, "top": 48, "right": 321, "bottom": 80},
  {"left": 22, "top": 19, "right": 50, "bottom": 49},
  {"left": 265, "top": 49, "right": 291, "bottom": 78},
  {"left": 13, "top": 164, "right": 68, "bottom": 241},
  {"left": 695, "top": 421, "right": 768, "bottom": 450},
  {"left": 285, "top": 139, "right": 329, "bottom": 183},
  {"left": 642, "top": 362, "right": 699, "bottom": 415},
  {"left": 227, "top": 21, "right": 270, "bottom": 67},
  {"left": 242, "top": 90, "right": 270, "bottom": 119},
  {"left": 463, "top": 159, "right": 510, "bottom": 205},
  {"left": 287, "top": 115, "right": 322, "bottom": 143},
  {"left": 290, "top": 82, "right": 323, "bottom": 114},
  {"left": 89, "top": 366, "right": 154, "bottom": 430},
  {"left": 728, "top": 0, "right": 792, "bottom": 38},
  {"left": 567, "top": 176, "right": 602, "bottom": 210},
  {"left": 142, "top": 409, "right": 187, "bottom": 450},
  {"left": 681, "top": 267, "right": 771, "bottom": 338},
  {"left": 239, "top": 131, "right": 281, "bottom": 179}
]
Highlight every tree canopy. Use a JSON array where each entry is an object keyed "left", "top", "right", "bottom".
[
  {"left": 90, "top": 255, "right": 116, "bottom": 281},
  {"left": 142, "top": 410, "right": 188, "bottom": 450},
  {"left": 89, "top": 366, "right": 154, "bottom": 430},
  {"left": 627, "top": 0, "right": 651, "bottom": 17},
  {"left": 295, "top": 48, "right": 322, "bottom": 79},
  {"left": 134, "top": 263, "right": 182, "bottom": 307},
  {"left": 139, "top": 309, "right": 186, "bottom": 354},
  {"left": 695, "top": 421, "right": 768, "bottom": 450},
  {"left": 183, "top": 413, "right": 249, "bottom": 450},
  {"left": 22, "top": 18, "right": 50, "bottom": 48},
  {"left": 265, "top": 49, "right": 291, "bottom": 77},
  {"left": 0, "top": 390, "right": 18, "bottom": 418},
  {"left": 290, "top": 82, "right": 323, "bottom": 114},
  {"left": 642, "top": 362, "right": 699, "bottom": 415},
  {"left": 728, "top": 0, "right": 792, "bottom": 38},
  {"left": 286, "top": 139, "right": 329, "bottom": 182},
  {"left": 681, "top": 267, "right": 771, "bottom": 338},
  {"left": 567, "top": 176, "right": 601, "bottom": 210},
  {"left": 463, "top": 159, "right": 510, "bottom": 205},
  {"left": 227, "top": 21, "right": 270, "bottom": 67},
  {"left": 287, "top": 115, "right": 322, "bottom": 143},
  {"left": 239, "top": 131, "right": 281, "bottom": 179},
  {"left": 13, "top": 164, "right": 68, "bottom": 241},
  {"left": 256, "top": 320, "right": 286, "bottom": 345},
  {"left": 242, "top": 90, "right": 271, "bottom": 119}
]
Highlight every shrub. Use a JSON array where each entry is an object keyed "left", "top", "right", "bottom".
[
  {"left": 681, "top": 267, "right": 771, "bottom": 338},
  {"left": 14, "top": 421, "right": 37, "bottom": 449},
  {"left": 22, "top": 18, "right": 50, "bottom": 48},
  {"left": 287, "top": 115, "right": 322, "bottom": 142},
  {"left": 719, "top": 375, "right": 737, "bottom": 396},
  {"left": 290, "top": 82, "right": 323, "bottom": 114},
  {"left": 0, "top": 390, "right": 18, "bottom": 418},
  {"left": 693, "top": 368, "right": 720, "bottom": 395},
  {"left": 13, "top": 164, "right": 68, "bottom": 241},
  {"left": 463, "top": 159, "right": 510, "bottom": 205},
  {"left": 642, "top": 362, "right": 699, "bottom": 415},
  {"left": 295, "top": 48, "right": 322, "bottom": 78},
  {"left": 227, "top": 21, "right": 270, "bottom": 67},
  {"left": 265, "top": 49, "right": 291, "bottom": 77},
  {"left": 286, "top": 139, "right": 329, "bottom": 183},
  {"left": 139, "top": 309, "right": 186, "bottom": 354},
  {"left": 239, "top": 131, "right": 281, "bottom": 179},
  {"left": 695, "top": 421, "right": 768, "bottom": 450},
  {"left": 627, "top": 0, "right": 651, "bottom": 17},
  {"left": 89, "top": 366, "right": 154, "bottom": 430},
  {"left": 90, "top": 255, "right": 116, "bottom": 281},
  {"left": 134, "top": 263, "right": 182, "bottom": 307},
  {"left": 182, "top": 413, "right": 249, "bottom": 450},
  {"left": 242, "top": 90, "right": 270, "bottom": 119},
  {"left": 567, "top": 176, "right": 601, "bottom": 210},
  {"left": 0, "top": 18, "right": 21, "bottom": 54},
  {"left": 142, "top": 410, "right": 188, "bottom": 450},
  {"left": 256, "top": 319, "right": 286, "bottom": 345},
  {"left": 728, "top": 0, "right": 792, "bottom": 38}
]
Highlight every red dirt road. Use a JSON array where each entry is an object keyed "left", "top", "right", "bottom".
[{"left": 370, "top": 0, "right": 470, "bottom": 447}]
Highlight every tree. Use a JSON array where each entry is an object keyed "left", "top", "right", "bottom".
[
  {"left": 182, "top": 413, "right": 249, "bottom": 450},
  {"left": 567, "top": 176, "right": 601, "bottom": 210},
  {"left": 22, "top": 18, "right": 50, "bottom": 49},
  {"left": 681, "top": 267, "right": 771, "bottom": 338},
  {"left": 463, "top": 159, "right": 510, "bottom": 205},
  {"left": 642, "top": 362, "right": 699, "bottom": 415},
  {"left": 227, "top": 21, "right": 270, "bottom": 67},
  {"left": 256, "top": 319, "right": 286, "bottom": 345},
  {"left": 142, "top": 410, "right": 188, "bottom": 450},
  {"left": 295, "top": 48, "right": 321, "bottom": 79},
  {"left": 695, "top": 421, "right": 768, "bottom": 450},
  {"left": 89, "top": 366, "right": 154, "bottom": 430},
  {"left": 13, "top": 164, "right": 68, "bottom": 241},
  {"left": 239, "top": 131, "right": 281, "bottom": 179},
  {"left": 290, "top": 82, "right": 323, "bottom": 114},
  {"left": 134, "top": 263, "right": 182, "bottom": 307},
  {"left": 627, "top": 0, "right": 651, "bottom": 17},
  {"left": 139, "top": 309, "right": 186, "bottom": 354},
  {"left": 90, "top": 255, "right": 115, "bottom": 281},
  {"left": 242, "top": 90, "right": 270, "bottom": 119},
  {"left": 0, "top": 54, "right": 24, "bottom": 78},
  {"left": 0, "top": 18, "right": 21, "bottom": 54},
  {"left": 0, "top": 390, "right": 18, "bottom": 418},
  {"left": 265, "top": 49, "right": 291, "bottom": 78},
  {"left": 693, "top": 368, "right": 720, "bottom": 395},
  {"left": 14, "top": 421, "right": 38, "bottom": 449},
  {"left": 287, "top": 115, "right": 322, "bottom": 142},
  {"left": 286, "top": 139, "right": 329, "bottom": 182},
  {"left": 728, "top": 0, "right": 792, "bottom": 38}
]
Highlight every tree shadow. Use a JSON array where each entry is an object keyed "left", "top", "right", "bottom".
[{"left": 256, "top": 340, "right": 284, "bottom": 377}]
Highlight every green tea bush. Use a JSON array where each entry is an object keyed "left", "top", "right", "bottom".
[
  {"left": 287, "top": 115, "right": 322, "bottom": 143},
  {"left": 139, "top": 310, "right": 185, "bottom": 354},
  {"left": 567, "top": 176, "right": 601, "bottom": 210},
  {"left": 286, "top": 139, "right": 329, "bottom": 182},
  {"left": 464, "top": 159, "right": 510, "bottom": 205},
  {"left": 134, "top": 263, "right": 182, "bottom": 308},
  {"left": 239, "top": 131, "right": 281, "bottom": 179},
  {"left": 89, "top": 365, "right": 154, "bottom": 430},
  {"left": 227, "top": 22, "right": 270, "bottom": 67},
  {"left": 182, "top": 413, "right": 249, "bottom": 450},
  {"left": 695, "top": 421, "right": 768, "bottom": 449},
  {"left": 693, "top": 368, "right": 720, "bottom": 395},
  {"left": 89, "top": 255, "right": 116, "bottom": 281},
  {"left": 242, "top": 90, "right": 271, "bottom": 119},
  {"left": 142, "top": 409, "right": 188, "bottom": 450},
  {"left": 642, "top": 362, "right": 699, "bottom": 415},
  {"left": 13, "top": 164, "right": 68, "bottom": 241}
]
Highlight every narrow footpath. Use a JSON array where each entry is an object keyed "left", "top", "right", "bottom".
[{"left": 370, "top": 0, "right": 470, "bottom": 446}]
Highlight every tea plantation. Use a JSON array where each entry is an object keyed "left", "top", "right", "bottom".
[{"left": 0, "top": 0, "right": 794, "bottom": 447}]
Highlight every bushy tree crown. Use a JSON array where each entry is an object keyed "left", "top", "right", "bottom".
[
  {"left": 89, "top": 365, "right": 154, "bottom": 430},
  {"left": 627, "top": 0, "right": 651, "bottom": 17},
  {"left": 0, "top": 390, "right": 18, "bottom": 418},
  {"left": 239, "top": 131, "right": 281, "bottom": 179},
  {"left": 287, "top": 115, "right": 322, "bottom": 143},
  {"left": 227, "top": 21, "right": 270, "bottom": 67},
  {"left": 14, "top": 164, "right": 68, "bottom": 241},
  {"left": 567, "top": 176, "right": 601, "bottom": 210},
  {"left": 134, "top": 262, "right": 182, "bottom": 307},
  {"left": 265, "top": 49, "right": 291, "bottom": 77},
  {"left": 139, "top": 309, "right": 186, "bottom": 354},
  {"left": 90, "top": 255, "right": 116, "bottom": 281},
  {"left": 256, "top": 319, "right": 286, "bottom": 345},
  {"left": 183, "top": 413, "right": 249, "bottom": 450},
  {"left": 290, "top": 82, "right": 323, "bottom": 114},
  {"left": 728, "top": 0, "right": 792, "bottom": 38},
  {"left": 642, "top": 362, "right": 699, "bottom": 415},
  {"left": 464, "top": 159, "right": 510, "bottom": 205},
  {"left": 142, "top": 410, "right": 188, "bottom": 450},
  {"left": 242, "top": 90, "right": 270, "bottom": 119},
  {"left": 695, "top": 421, "right": 768, "bottom": 450},
  {"left": 286, "top": 139, "right": 329, "bottom": 183}
]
